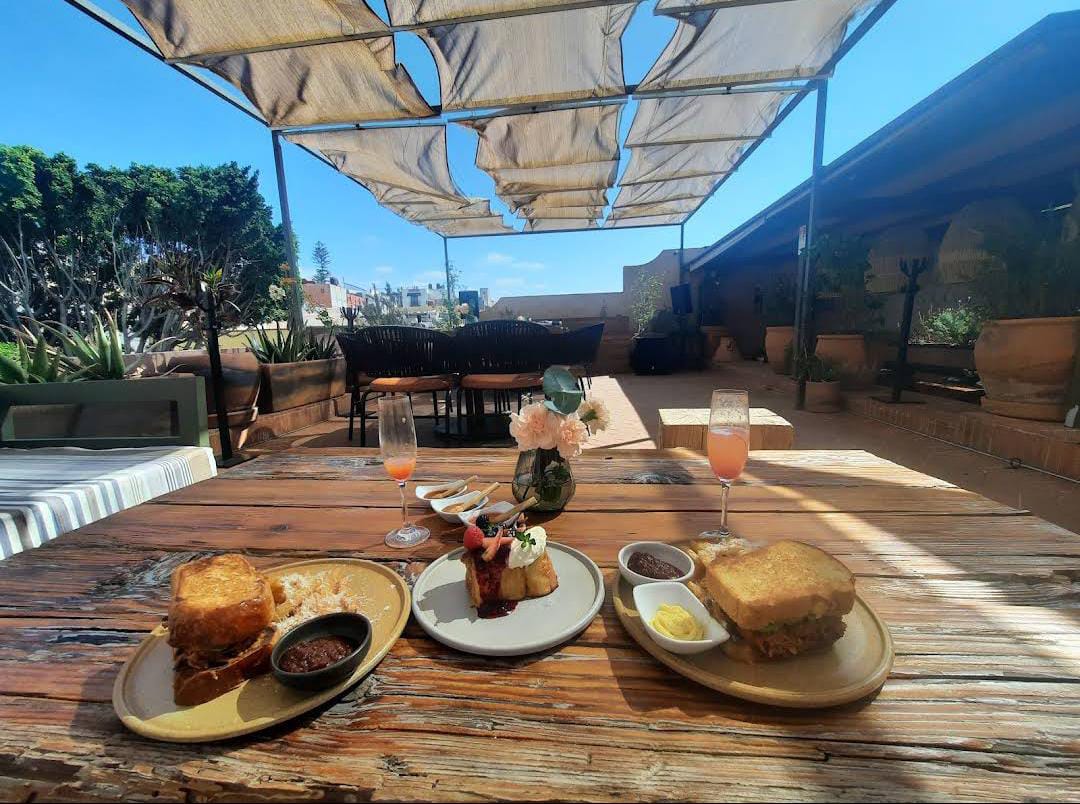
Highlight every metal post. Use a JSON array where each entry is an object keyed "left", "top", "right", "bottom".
[
  {"left": 889, "top": 258, "right": 927, "bottom": 403},
  {"left": 443, "top": 236, "right": 453, "bottom": 307},
  {"left": 203, "top": 289, "right": 234, "bottom": 464},
  {"left": 795, "top": 79, "right": 829, "bottom": 410},
  {"left": 272, "top": 131, "right": 304, "bottom": 331},
  {"left": 678, "top": 223, "right": 686, "bottom": 283}
]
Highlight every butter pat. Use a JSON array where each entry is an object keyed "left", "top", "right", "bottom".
[{"left": 650, "top": 603, "right": 705, "bottom": 641}]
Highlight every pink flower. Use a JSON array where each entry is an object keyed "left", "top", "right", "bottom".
[
  {"left": 509, "top": 402, "right": 558, "bottom": 451},
  {"left": 555, "top": 415, "right": 590, "bottom": 460}
]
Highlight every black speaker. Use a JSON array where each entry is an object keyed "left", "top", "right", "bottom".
[{"left": 670, "top": 283, "right": 692, "bottom": 315}]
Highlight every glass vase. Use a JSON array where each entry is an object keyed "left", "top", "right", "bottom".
[{"left": 512, "top": 448, "right": 576, "bottom": 512}]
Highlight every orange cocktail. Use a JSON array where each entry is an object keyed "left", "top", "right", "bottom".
[
  {"left": 384, "top": 456, "right": 416, "bottom": 482},
  {"left": 707, "top": 427, "right": 749, "bottom": 482}
]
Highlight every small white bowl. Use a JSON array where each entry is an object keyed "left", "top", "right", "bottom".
[
  {"left": 430, "top": 492, "right": 489, "bottom": 523},
  {"left": 458, "top": 500, "right": 518, "bottom": 528},
  {"left": 415, "top": 480, "right": 469, "bottom": 508},
  {"left": 633, "top": 582, "right": 729, "bottom": 655},
  {"left": 618, "top": 541, "right": 694, "bottom": 587}
]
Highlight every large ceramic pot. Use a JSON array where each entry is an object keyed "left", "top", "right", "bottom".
[
  {"left": 765, "top": 326, "right": 795, "bottom": 374},
  {"left": 804, "top": 380, "right": 843, "bottom": 413},
  {"left": 512, "top": 448, "right": 575, "bottom": 512},
  {"left": 258, "top": 357, "right": 346, "bottom": 413},
  {"left": 630, "top": 334, "right": 678, "bottom": 375},
  {"left": 815, "top": 334, "right": 870, "bottom": 386},
  {"left": 974, "top": 316, "right": 1080, "bottom": 421}
]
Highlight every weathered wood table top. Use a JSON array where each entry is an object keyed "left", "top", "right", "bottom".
[{"left": 1, "top": 447, "right": 1077, "bottom": 802}]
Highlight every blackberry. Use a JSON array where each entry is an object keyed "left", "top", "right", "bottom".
[{"left": 475, "top": 514, "right": 491, "bottom": 530}]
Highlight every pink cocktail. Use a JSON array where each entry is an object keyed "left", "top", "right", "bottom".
[
  {"left": 706, "top": 390, "right": 750, "bottom": 537},
  {"left": 707, "top": 427, "right": 749, "bottom": 482},
  {"left": 384, "top": 456, "right": 416, "bottom": 482}
]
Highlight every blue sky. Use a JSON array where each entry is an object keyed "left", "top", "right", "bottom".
[{"left": 3, "top": 1, "right": 1077, "bottom": 300}]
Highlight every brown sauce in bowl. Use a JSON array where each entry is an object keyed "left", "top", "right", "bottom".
[
  {"left": 279, "top": 635, "right": 355, "bottom": 674},
  {"left": 627, "top": 551, "right": 683, "bottom": 580}
]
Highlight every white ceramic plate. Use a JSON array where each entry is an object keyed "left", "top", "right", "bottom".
[
  {"left": 411, "top": 542, "right": 605, "bottom": 656},
  {"left": 415, "top": 480, "right": 469, "bottom": 507}
]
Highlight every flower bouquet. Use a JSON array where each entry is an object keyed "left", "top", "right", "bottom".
[{"left": 509, "top": 366, "right": 610, "bottom": 511}]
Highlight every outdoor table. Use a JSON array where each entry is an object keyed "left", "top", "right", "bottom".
[{"left": 0, "top": 447, "right": 1076, "bottom": 801}]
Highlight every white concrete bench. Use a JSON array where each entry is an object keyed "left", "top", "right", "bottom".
[{"left": 657, "top": 408, "right": 795, "bottom": 451}]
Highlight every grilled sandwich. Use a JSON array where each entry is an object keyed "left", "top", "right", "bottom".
[{"left": 702, "top": 541, "right": 855, "bottom": 661}]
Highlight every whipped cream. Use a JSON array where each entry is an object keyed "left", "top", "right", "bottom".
[{"left": 507, "top": 526, "right": 547, "bottom": 569}]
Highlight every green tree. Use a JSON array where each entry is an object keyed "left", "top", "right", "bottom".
[{"left": 311, "top": 240, "right": 331, "bottom": 283}]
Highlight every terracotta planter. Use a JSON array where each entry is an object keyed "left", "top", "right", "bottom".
[
  {"left": 804, "top": 380, "right": 843, "bottom": 413},
  {"left": 258, "top": 357, "right": 346, "bottom": 413},
  {"left": 765, "top": 326, "right": 794, "bottom": 374},
  {"left": 815, "top": 334, "right": 870, "bottom": 386},
  {"left": 974, "top": 316, "right": 1080, "bottom": 421},
  {"left": 700, "top": 325, "right": 729, "bottom": 360}
]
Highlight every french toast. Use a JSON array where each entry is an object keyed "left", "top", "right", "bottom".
[
  {"left": 168, "top": 554, "right": 276, "bottom": 652},
  {"left": 172, "top": 627, "right": 275, "bottom": 706},
  {"left": 463, "top": 549, "right": 559, "bottom": 606}
]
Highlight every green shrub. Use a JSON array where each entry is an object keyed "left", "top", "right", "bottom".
[
  {"left": 912, "top": 301, "right": 986, "bottom": 346},
  {"left": 793, "top": 352, "right": 840, "bottom": 383}
]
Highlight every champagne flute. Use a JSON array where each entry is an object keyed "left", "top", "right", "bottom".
[
  {"left": 705, "top": 389, "right": 750, "bottom": 537},
  {"left": 379, "top": 395, "right": 429, "bottom": 548}
]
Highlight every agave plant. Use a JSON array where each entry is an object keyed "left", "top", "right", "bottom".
[
  {"left": 246, "top": 326, "right": 311, "bottom": 363},
  {"left": 304, "top": 328, "right": 339, "bottom": 361},
  {"left": 0, "top": 330, "right": 68, "bottom": 384},
  {"left": 42, "top": 311, "right": 128, "bottom": 380}
]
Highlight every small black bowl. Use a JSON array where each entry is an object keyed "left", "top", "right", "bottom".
[{"left": 271, "top": 612, "right": 372, "bottom": 691}]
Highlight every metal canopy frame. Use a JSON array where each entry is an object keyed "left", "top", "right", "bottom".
[{"left": 62, "top": 0, "right": 898, "bottom": 329}]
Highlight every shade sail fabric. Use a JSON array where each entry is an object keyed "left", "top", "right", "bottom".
[
  {"left": 462, "top": 106, "right": 621, "bottom": 170},
  {"left": 419, "top": 5, "right": 635, "bottom": 111},
  {"left": 619, "top": 141, "right": 743, "bottom": 185},
  {"left": 626, "top": 91, "right": 791, "bottom": 147},
  {"left": 640, "top": 0, "right": 874, "bottom": 92},
  {"left": 608, "top": 198, "right": 701, "bottom": 219},
  {"left": 407, "top": 200, "right": 495, "bottom": 221},
  {"left": 504, "top": 189, "right": 610, "bottom": 211},
  {"left": 287, "top": 126, "right": 462, "bottom": 199},
  {"left": 202, "top": 40, "right": 433, "bottom": 126},
  {"left": 487, "top": 161, "right": 620, "bottom": 195},
  {"left": 122, "top": 0, "right": 388, "bottom": 60},
  {"left": 518, "top": 205, "right": 603, "bottom": 219},
  {"left": 525, "top": 219, "right": 598, "bottom": 232},
  {"left": 386, "top": 0, "right": 630, "bottom": 26},
  {"left": 604, "top": 214, "right": 687, "bottom": 227},
  {"left": 610, "top": 176, "right": 716, "bottom": 206},
  {"left": 428, "top": 216, "right": 515, "bottom": 235}
]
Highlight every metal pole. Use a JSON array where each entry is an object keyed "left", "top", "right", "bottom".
[
  {"left": 203, "top": 289, "right": 234, "bottom": 464},
  {"left": 678, "top": 223, "right": 686, "bottom": 282},
  {"left": 443, "top": 236, "right": 453, "bottom": 307},
  {"left": 272, "top": 131, "right": 304, "bottom": 331},
  {"left": 795, "top": 79, "right": 828, "bottom": 410}
]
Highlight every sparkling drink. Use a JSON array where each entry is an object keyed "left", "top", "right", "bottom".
[
  {"left": 379, "top": 396, "right": 429, "bottom": 548},
  {"left": 707, "top": 427, "right": 749, "bottom": 482},
  {"left": 384, "top": 456, "right": 416, "bottom": 482}
]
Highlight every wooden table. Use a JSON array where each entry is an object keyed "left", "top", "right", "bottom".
[{"left": 1, "top": 447, "right": 1077, "bottom": 801}]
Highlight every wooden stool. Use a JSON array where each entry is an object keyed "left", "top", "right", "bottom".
[{"left": 657, "top": 407, "right": 795, "bottom": 450}]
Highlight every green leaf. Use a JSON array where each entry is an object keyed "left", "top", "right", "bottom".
[
  {"left": 0, "top": 352, "right": 28, "bottom": 384},
  {"left": 542, "top": 366, "right": 583, "bottom": 415}
]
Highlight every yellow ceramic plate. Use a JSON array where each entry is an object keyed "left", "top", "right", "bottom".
[
  {"left": 113, "top": 558, "right": 410, "bottom": 742},
  {"left": 614, "top": 574, "right": 893, "bottom": 708}
]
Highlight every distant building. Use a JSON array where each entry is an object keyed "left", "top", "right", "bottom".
[{"left": 479, "top": 288, "right": 491, "bottom": 310}]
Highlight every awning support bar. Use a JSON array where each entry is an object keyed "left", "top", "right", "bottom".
[{"left": 271, "top": 131, "right": 305, "bottom": 330}]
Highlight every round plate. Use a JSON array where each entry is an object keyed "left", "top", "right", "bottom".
[
  {"left": 411, "top": 543, "right": 604, "bottom": 656},
  {"left": 614, "top": 575, "right": 894, "bottom": 708},
  {"left": 112, "top": 558, "right": 410, "bottom": 743}
]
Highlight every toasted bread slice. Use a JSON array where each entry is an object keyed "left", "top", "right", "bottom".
[
  {"left": 172, "top": 627, "right": 274, "bottom": 706},
  {"left": 705, "top": 541, "right": 854, "bottom": 631},
  {"left": 168, "top": 554, "right": 275, "bottom": 651}
]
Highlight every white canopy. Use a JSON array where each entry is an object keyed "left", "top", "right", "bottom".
[{"left": 626, "top": 91, "right": 792, "bottom": 147}]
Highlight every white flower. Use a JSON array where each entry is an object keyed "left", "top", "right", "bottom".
[
  {"left": 577, "top": 397, "right": 611, "bottom": 433},
  {"left": 509, "top": 402, "right": 559, "bottom": 452},
  {"left": 268, "top": 283, "right": 286, "bottom": 301}
]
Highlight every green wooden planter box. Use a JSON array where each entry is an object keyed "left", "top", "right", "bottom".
[{"left": 0, "top": 376, "right": 208, "bottom": 449}]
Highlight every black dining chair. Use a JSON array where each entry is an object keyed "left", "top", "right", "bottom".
[
  {"left": 336, "top": 327, "right": 455, "bottom": 445},
  {"left": 554, "top": 322, "right": 605, "bottom": 390},
  {"left": 453, "top": 320, "right": 551, "bottom": 423}
]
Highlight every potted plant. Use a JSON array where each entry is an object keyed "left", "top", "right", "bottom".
[
  {"left": 969, "top": 212, "right": 1080, "bottom": 421},
  {"left": 248, "top": 325, "right": 345, "bottom": 413},
  {"left": 763, "top": 274, "right": 797, "bottom": 374},
  {"left": 509, "top": 367, "right": 610, "bottom": 512},
  {"left": 629, "top": 275, "right": 679, "bottom": 375},
  {"left": 793, "top": 352, "right": 843, "bottom": 413},
  {"left": 811, "top": 233, "right": 882, "bottom": 385}
]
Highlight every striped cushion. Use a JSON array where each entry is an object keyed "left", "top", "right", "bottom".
[{"left": 0, "top": 446, "right": 217, "bottom": 560}]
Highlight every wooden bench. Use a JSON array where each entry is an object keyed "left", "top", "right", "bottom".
[{"left": 657, "top": 407, "right": 795, "bottom": 450}]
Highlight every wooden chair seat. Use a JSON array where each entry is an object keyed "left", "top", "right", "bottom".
[
  {"left": 368, "top": 375, "right": 454, "bottom": 393},
  {"left": 460, "top": 373, "right": 543, "bottom": 391}
]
